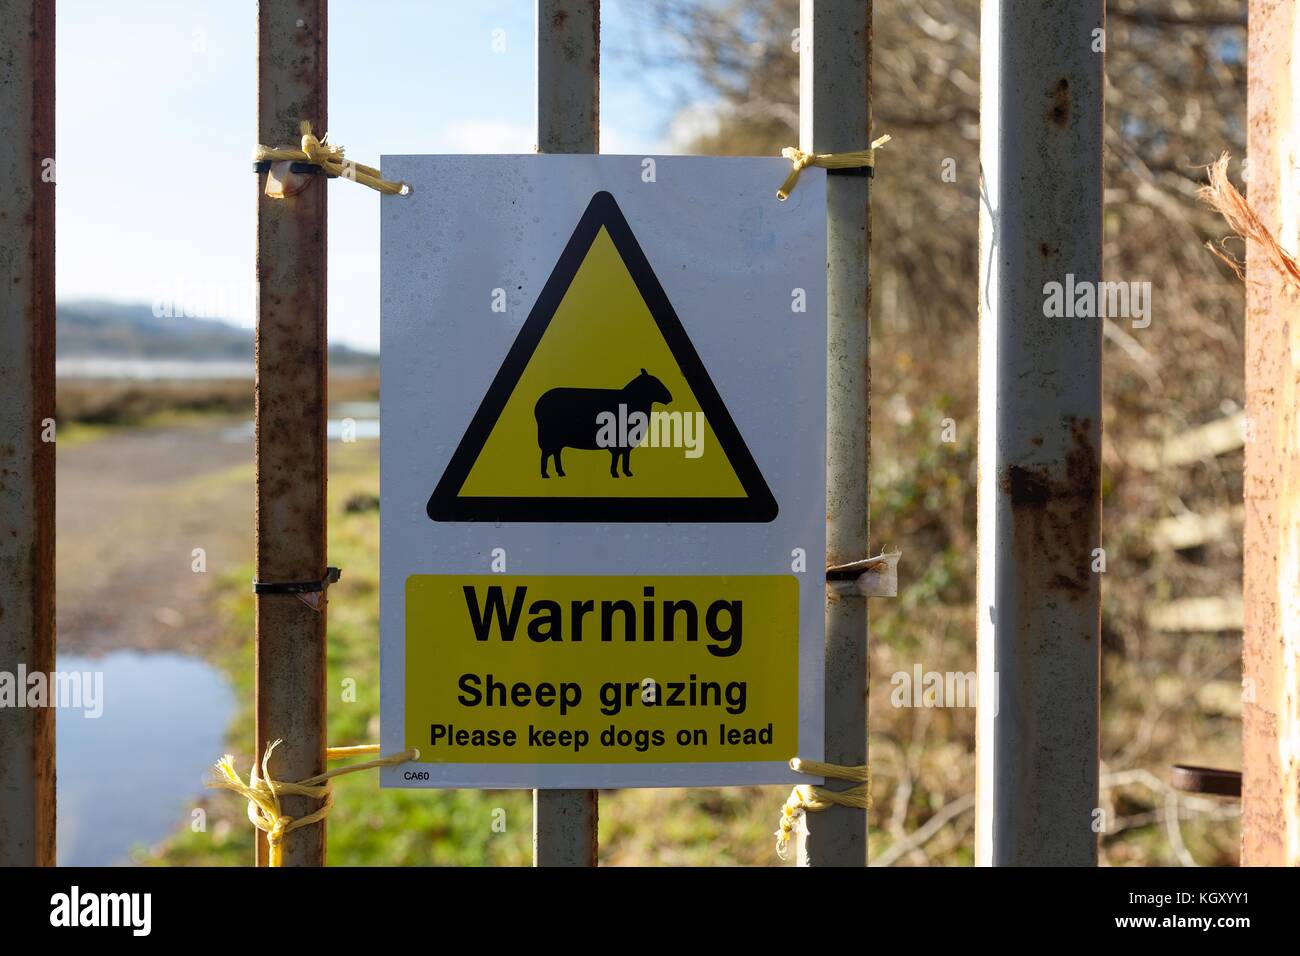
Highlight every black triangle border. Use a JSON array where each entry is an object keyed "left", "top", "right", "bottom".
[{"left": 427, "top": 190, "right": 778, "bottom": 523}]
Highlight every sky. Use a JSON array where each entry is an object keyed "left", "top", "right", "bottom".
[{"left": 55, "top": 0, "right": 702, "bottom": 350}]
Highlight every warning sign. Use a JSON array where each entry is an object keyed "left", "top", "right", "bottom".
[
  {"left": 405, "top": 575, "right": 797, "bottom": 764},
  {"left": 428, "top": 191, "right": 777, "bottom": 522},
  {"left": 380, "top": 156, "right": 827, "bottom": 788}
]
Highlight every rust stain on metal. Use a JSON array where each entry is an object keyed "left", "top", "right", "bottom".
[
  {"left": 1047, "top": 77, "right": 1070, "bottom": 128},
  {"left": 1000, "top": 416, "right": 1098, "bottom": 600},
  {"left": 535, "top": 1, "right": 599, "bottom": 155},
  {"left": 0, "top": 0, "right": 56, "bottom": 866},
  {"left": 1004, "top": 464, "right": 1051, "bottom": 507},
  {"left": 253, "top": 0, "right": 329, "bottom": 868}
]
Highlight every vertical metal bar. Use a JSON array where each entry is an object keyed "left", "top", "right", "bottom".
[
  {"left": 976, "top": 0, "right": 1103, "bottom": 865},
  {"left": 536, "top": 0, "right": 599, "bottom": 154},
  {"left": 0, "top": 0, "right": 55, "bottom": 868},
  {"left": 255, "top": 0, "right": 328, "bottom": 867},
  {"left": 1242, "top": 0, "right": 1300, "bottom": 867},
  {"left": 796, "top": 0, "right": 872, "bottom": 867},
  {"left": 533, "top": 0, "right": 599, "bottom": 868}
]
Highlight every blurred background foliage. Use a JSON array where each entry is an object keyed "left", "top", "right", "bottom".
[{"left": 619, "top": 0, "right": 1249, "bottom": 864}]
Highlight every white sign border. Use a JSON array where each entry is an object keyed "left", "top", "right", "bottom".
[{"left": 379, "top": 155, "right": 828, "bottom": 789}]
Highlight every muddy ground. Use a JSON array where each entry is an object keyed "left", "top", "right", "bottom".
[{"left": 56, "top": 420, "right": 254, "bottom": 656}]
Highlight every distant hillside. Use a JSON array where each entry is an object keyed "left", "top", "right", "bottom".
[{"left": 57, "top": 300, "right": 377, "bottom": 368}]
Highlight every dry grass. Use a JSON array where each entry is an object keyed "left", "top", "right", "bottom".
[
  {"left": 1200, "top": 152, "right": 1300, "bottom": 289},
  {"left": 57, "top": 375, "right": 378, "bottom": 427}
]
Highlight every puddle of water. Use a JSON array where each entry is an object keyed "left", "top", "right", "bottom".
[
  {"left": 57, "top": 358, "right": 254, "bottom": 380},
  {"left": 56, "top": 650, "right": 235, "bottom": 866}
]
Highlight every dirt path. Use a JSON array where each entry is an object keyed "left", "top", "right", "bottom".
[{"left": 56, "top": 420, "right": 254, "bottom": 656}]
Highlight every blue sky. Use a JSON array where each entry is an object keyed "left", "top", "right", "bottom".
[{"left": 55, "top": 1, "right": 701, "bottom": 350}]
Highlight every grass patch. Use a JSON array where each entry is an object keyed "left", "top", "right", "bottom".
[
  {"left": 146, "top": 420, "right": 1236, "bottom": 866},
  {"left": 146, "top": 441, "right": 799, "bottom": 866},
  {"left": 57, "top": 375, "right": 378, "bottom": 430},
  {"left": 58, "top": 379, "right": 253, "bottom": 427},
  {"left": 148, "top": 441, "right": 530, "bottom": 866}
]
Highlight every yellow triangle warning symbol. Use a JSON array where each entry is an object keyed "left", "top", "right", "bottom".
[{"left": 428, "top": 191, "right": 778, "bottom": 523}]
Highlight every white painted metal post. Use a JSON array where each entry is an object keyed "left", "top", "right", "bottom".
[
  {"left": 533, "top": 0, "right": 600, "bottom": 867},
  {"left": 0, "top": 0, "right": 56, "bottom": 868},
  {"left": 976, "top": 0, "right": 1104, "bottom": 865},
  {"left": 797, "top": 0, "right": 872, "bottom": 867}
]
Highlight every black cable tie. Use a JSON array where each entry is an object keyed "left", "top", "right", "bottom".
[
  {"left": 826, "top": 557, "right": 885, "bottom": 581},
  {"left": 827, "top": 165, "right": 874, "bottom": 179},
  {"left": 253, "top": 160, "right": 337, "bottom": 178},
  {"left": 253, "top": 566, "right": 342, "bottom": 596},
  {"left": 825, "top": 552, "right": 900, "bottom": 598}
]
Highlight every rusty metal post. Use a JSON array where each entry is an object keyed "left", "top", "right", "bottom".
[
  {"left": 796, "top": 0, "right": 872, "bottom": 867},
  {"left": 0, "top": 0, "right": 55, "bottom": 868},
  {"left": 255, "top": 0, "right": 329, "bottom": 867},
  {"left": 1242, "top": 0, "right": 1300, "bottom": 867},
  {"left": 976, "top": 0, "right": 1104, "bottom": 865},
  {"left": 532, "top": 0, "right": 600, "bottom": 868}
]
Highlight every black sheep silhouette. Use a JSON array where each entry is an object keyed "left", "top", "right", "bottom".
[{"left": 535, "top": 369, "right": 673, "bottom": 479}]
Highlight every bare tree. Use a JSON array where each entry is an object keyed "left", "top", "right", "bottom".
[{"left": 619, "top": 0, "right": 1248, "bottom": 867}]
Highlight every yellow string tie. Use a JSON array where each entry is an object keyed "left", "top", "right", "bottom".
[
  {"left": 776, "top": 135, "right": 892, "bottom": 201},
  {"left": 208, "top": 739, "right": 418, "bottom": 866},
  {"left": 775, "top": 757, "right": 872, "bottom": 859},
  {"left": 254, "top": 121, "right": 410, "bottom": 196}
]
